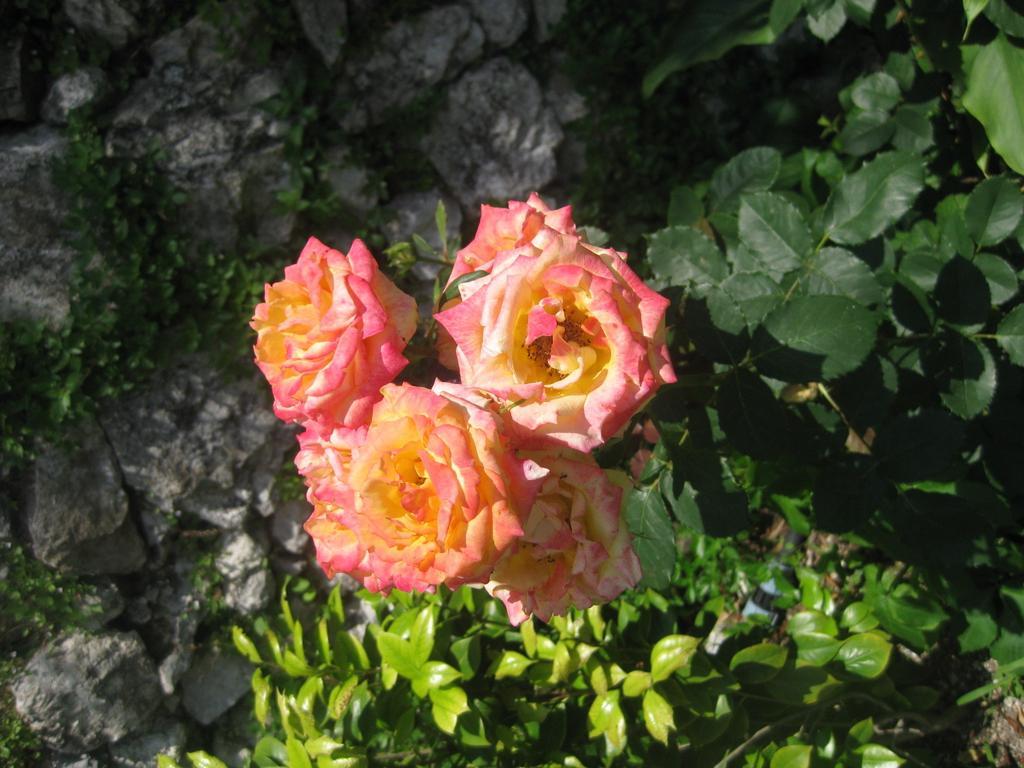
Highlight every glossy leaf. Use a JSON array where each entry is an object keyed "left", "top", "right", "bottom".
[
  {"left": 642, "top": 689, "right": 675, "bottom": 744},
  {"left": 964, "top": 34, "right": 1024, "bottom": 175},
  {"left": 823, "top": 152, "right": 925, "bottom": 244},
  {"left": 650, "top": 634, "right": 700, "bottom": 682},
  {"left": 836, "top": 632, "right": 892, "bottom": 678},
  {"left": 429, "top": 686, "right": 469, "bottom": 734},
  {"left": 729, "top": 642, "right": 788, "bottom": 684}
]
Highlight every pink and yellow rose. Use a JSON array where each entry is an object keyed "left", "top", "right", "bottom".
[
  {"left": 298, "top": 383, "right": 545, "bottom": 593},
  {"left": 251, "top": 236, "right": 418, "bottom": 428},
  {"left": 485, "top": 450, "right": 642, "bottom": 625},
  {"left": 435, "top": 220, "right": 676, "bottom": 451}
]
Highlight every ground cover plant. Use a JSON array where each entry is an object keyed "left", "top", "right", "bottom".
[{"left": 4, "top": 0, "right": 1024, "bottom": 766}]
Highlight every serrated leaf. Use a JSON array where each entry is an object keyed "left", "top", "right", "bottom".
[
  {"left": 738, "top": 191, "right": 812, "bottom": 276},
  {"left": 642, "top": 689, "right": 675, "bottom": 744},
  {"left": 729, "top": 642, "right": 788, "bottom": 684},
  {"left": 974, "top": 253, "right": 1018, "bottom": 305},
  {"left": 966, "top": 175, "right": 1024, "bottom": 246},
  {"left": 646, "top": 226, "right": 727, "bottom": 293},
  {"left": 650, "top": 634, "right": 700, "bottom": 682},
  {"left": 964, "top": 34, "right": 1024, "bottom": 175},
  {"left": 667, "top": 185, "right": 704, "bottom": 226},
  {"left": 625, "top": 486, "right": 676, "bottom": 590},
  {"left": 996, "top": 305, "right": 1024, "bottom": 364},
  {"left": 875, "top": 410, "right": 965, "bottom": 482},
  {"left": 852, "top": 72, "right": 901, "bottom": 111},
  {"left": 754, "top": 295, "right": 880, "bottom": 381},
  {"left": 929, "top": 335, "right": 998, "bottom": 419},
  {"left": 716, "top": 369, "right": 791, "bottom": 460},
  {"left": 892, "top": 102, "right": 936, "bottom": 153},
  {"left": 823, "top": 152, "right": 925, "bottom": 244},
  {"left": 807, "top": 0, "right": 847, "bottom": 41},
  {"left": 800, "top": 247, "right": 884, "bottom": 305},
  {"left": 710, "top": 146, "right": 782, "bottom": 212},
  {"left": 839, "top": 110, "right": 895, "bottom": 156},
  {"left": 837, "top": 632, "right": 892, "bottom": 678}
]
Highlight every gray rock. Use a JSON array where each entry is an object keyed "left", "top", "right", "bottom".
[
  {"left": 217, "top": 529, "right": 274, "bottom": 615},
  {"left": 44, "top": 755, "right": 104, "bottom": 768},
  {"left": 271, "top": 499, "right": 312, "bottom": 555},
  {"left": 0, "top": 126, "right": 75, "bottom": 328},
  {"left": 383, "top": 190, "right": 463, "bottom": 284},
  {"left": 108, "top": 717, "right": 187, "bottom": 768},
  {"left": 12, "top": 630, "right": 162, "bottom": 753},
  {"left": 425, "top": 58, "right": 563, "bottom": 209},
  {"left": 324, "top": 147, "right": 379, "bottom": 215},
  {"left": 0, "top": 503, "right": 11, "bottom": 541},
  {"left": 24, "top": 418, "right": 146, "bottom": 575},
  {"left": 100, "top": 358, "right": 293, "bottom": 517},
  {"left": 42, "top": 67, "right": 109, "bottom": 124},
  {"left": 292, "top": 0, "right": 348, "bottom": 68},
  {"left": 211, "top": 700, "right": 257, "bottom": 768},
  {"left": 533, "top": 0, "right": 567, "bottom": 41},
  {"left": 153, "top": 571, "right": 203, "bottom": 695},
  {"left": 546, "top": 71, "right": 587, "bottom": 125},
  {"left": 1, "top": 33, "right": 40, "bottom": 122},
  {"left": 78, "top": 579, "right": 126, "bottom": 631},
  {"left": 63, "top": 0, "right": 141, "bottom": 49},
  {"left": 342, "top": 5, "right": 483, "bottom": 124},
  {"left": 180, "top": 645, "right": 252, "bottom": 726},
  {"left": 105, "top": 17, "right": 294, "bottom": 254},
  {"left": 466, "top": 0, "right": 528, "bottom": 48},
  {"left": 224, "top": 568, "right": 274, "bottom": 614}
]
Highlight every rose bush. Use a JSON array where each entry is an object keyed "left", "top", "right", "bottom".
[
  {"left": 435, "top": 223, "right": 676, "bottom": 451},
  {"left": 251, "top": 236, "right": 418, "bottom": 427},
  {"left": 296, "top": 383, "right": 545, "bottom": 594}
]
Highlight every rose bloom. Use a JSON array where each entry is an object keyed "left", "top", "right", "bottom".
[
  {"left": 298, "top": 383, "right": 544, "bottom": 593},
  {"left": 435, "top": 206, "right": 676, "bottom": 451},
  {"left": 486, "top": 450, "right": 642, "bottom": 625},
  {"left": 251, "top": 236, "right": 417, "bottom": 428}
]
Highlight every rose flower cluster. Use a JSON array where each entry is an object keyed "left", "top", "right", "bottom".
[{"left": 251, "top": 195, "right": 676, "bottom": 624}]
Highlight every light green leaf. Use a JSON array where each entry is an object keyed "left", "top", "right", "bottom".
[
  {"left": 807, "top": 0, "right": 847, "bottom": 41},
  {"left": 770, "top": 743, "right": 813, "bottom": 768},
  {"left": 966, "top": 175, "right": 1024, "bottom": 246},
  {"left": 187, "top": 752, "right": 230, "bottom": 768},
  {"left": 410, "top": 607, "right": 436, "bottom": 666},
  {"left": 738, "top": 191, "right": 812, "bottom": 276},
  {"left": 754, "top": 295, "right": 880, "bottom": 381},
  {"left": 729, "top": 642, "right": 788, "bottom": 684},
  {"left": 650, "top": 634, "right": 700, "bottom": 682},
  {"left": 495, "top": 651, "right": 533, "bottom": 680},
  {"left": 622, "top": 670, "right": 652, "bottom": 697},
  {"left": 253, "top": 670, "right": 271, "bottom": 725},
  {"left": 232, "top": 626, "right": 261, "bottom": 664},
  {"left": 710, "top": 146, "right": 782, "bottom": 212},
  {"left": 285, "top": 739, "right": 313, "bottom": 768},
  {"left": 996, "top": 305, "right": 1024, "bottom": 364},
  {"left": 964, "top": 34, "right": 1024, "bottom": 175},
  {"left": 984, "top": 0, "right": 1024, "bottom": 36},
  {"left": 794, "top": 633, "right": 842, "bottom": 666},
  {"left": 428, "top": 686, "right": 469, "bottom": 734},
  {"left": 412, "top": 661, "right": 461, "bottom": 699},
  {"left": 857, "top": 743, "right": 905, "bottom": 768},
  {"left": 642, "top": 689, "right": 675, "bottom": 744},
  {"left": 789, "top": 610, "right": 839, "bottom": 637},
  {"left": 965, "top": 0, "right": 990, "bottom": 29},
  {"left": 646, "top": 226, "right": 727, "bottom": 293},
  {"left": 624, "top": 486, "right": 677, "bottom": 590},
  {"left": 852, "top": 72, "right": 901, "bottom": 111},
  {"left": 587, "top": 692, "right": 627, "bottom": 756},
  {"left": 327, "top": 676, "right": 358, "bottom": 720},
  {"left": 836, "top": 632, "right": 892, "bottom": 678},
  {"left": 823, "top": 151, "right": 925, "bottom": 244},
  {"left": 449, "top": 635, "right": 480, "bottom": 680},
  {"left": 840, "top": 602, "right": 880, "bottom": 633},
  {"left": 375, "top": 632, "right": 421, "bottom": 680}
]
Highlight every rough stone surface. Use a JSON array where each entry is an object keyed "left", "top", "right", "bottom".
[
  {"left": 341, "top": 5, "right": 483, "bottom": 124},
  {"left": 1, "top": 33, "right": 40, "bottom": 122},
  {"left": 108, "top": 717, "right": 187, "bottom": 768},
  {"left": 425, "top": 58, "right": 562, "bottom": 208},
  {"left": 143, "top": 567, "right": 204, "bottom": 694},
  {"left": 466, "top": 0, "right": 529, "bottom": 48},
  {"left": 216, "top": 528, "right": 274, "bottom": 614},
  {"left": 271, "top": 499, "right": 312, "bottom": 555},
  {"left": 78, "top": 578, "right": 127, "bottom": 631},
  {"left": 0, "top": 126, "right": 75, "bottom": 328},
  {"left": 546, "top": 70, "right": 587, "bottom": 125},
  {"left": 24, "top": 418, "right": 146, "bottom": 575},
  {"left": 106, "top": 17, "right": 294, "bottom": 254},
  {"left": 42, "top": 67, "right": 110, "bottom": 125},
  {"left": 533, "top": 0, "right": 567, "bottom": 41},
  {"left": 211, "top": 700, "right": 257, "bottom": 768},
  {"left": 324, "top": 147, "right": 379, "bottom": 214},
  {"left": 180, "top": 645, "right": 253, "bottom": 726},
  {"left": 44, "top": 755, "right": 103, "bottom": 768},
  {"left": 100, "top": 357, "right": 293, "bottom": 518},
  {"left": 292, "top": 0, "right": 348, "bottom": 68},
  {"left": 63, "top": 0, "right": 141, "bottom": 49},
  {"left": 12, "top": 630, "right": 161, "bottom": 753},
  {"left": 225, "top": 568, "right": 275, "bottom": 614}
]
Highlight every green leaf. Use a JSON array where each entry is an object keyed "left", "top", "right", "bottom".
[
  {"left": 622, "top": 670, "right": 652, "bottom": 697},
  {"left": 974, "top": 253, "right": 1018, "bottom": 305},
  {"left": 964, "top": 34, "right": 1024, "bottom": 175},
  {"left": 984, "top": 0, "right": 1024, "bottom": 36},
  {"left": 624, "top": 485, "right": 677, "bottom": 590},
  {"left": 959, "top": 607, "right": 999, "bottom": 653},
  {"left": 721, "top": 272, "right": 785, "bottom": 328},
  {"left": 836, "top": 632, "right": 892, "bottom": 678},
  {"left": 966, "top": 175, "right": 1024, "bottom": 246},
  {"left": 770, "top": 744, "right": 813, "bottom": 768},
  {"left": 868, "top": 583, "right": 948, "bottom": 651},
  {"left": 771, "top": 0, "right": 804, "bottom": 33},
  {"left": 187, "top": 752, "right": 230, "bottom": 768},
  {"left": 495, "top": 650, "right": 533, "bottom": 680},
  {"left": 450, "top": 635, "right": 480, "bottom": 679},
  {"left": 996, "top": 304, "right": 1024, "bottom": 364},
  {"left": 667, "top": 185, "right": 704, "bottom": 226},
  {"left": 327, "top": 676, "right": 358, "bottom": 720},
  {"left": 710, "top": 146, "right": 783, "bottom": 212},
  {"left": 875, "top": 409, "right": 965, "bottom": 482},
  {"left": 253, "top": 736, "right": 289, "bottom": 768},
  {"left": 253, "top": 670, "right": 271, "bottom": 725},
  {"left": 965, "top": 0, "right": 991, "bottom": 29},
  {"left": 754, "top": 295, "right": 880, "bottom": 381},
  {"left": 716, "top": 370, "right": 791, "bottom": 460},
  {"left": 807, "top": 0, "right": 847, "bottom": 41},
  {"left": 929, "top": 335, "right": 998, "bottom": 419},
  {"left": 439, "top": 269, "right": 489, "bottom": 308},
  {"left": 823, "top": 152, "right": 925, "bottom": 245},
  {"left": 412, "top": 661, "right": 461, "bottom": 697},
  {"left": 839, "top": 110, "right": 895, "bottom": 157},
  {"left": 285, "top": 739, "right": 313, "bottom": 768},
  {"left": 587, "top": 691, "right": 627, "bottom": 756},
  {"left": 232, "top": 626, "right": 261, "bottom": 664},
  {"left": 793, "top": 633, "right": 842, "bottom": 666},
  {"left": 789, "top": 610, "right": 839, "bottom": 637},
  {"left": 429, "top": 686, "right": 469, "bottom": 734},
  {"left": 375, "top": 632, "right": 421, "bottom": 680},
  {"left": 650, "top": 634, "right": 700, "bottom": 682},
  {"left": 799, "top": 247, "right": 884, "bottom": 306},
  {"left": 729, "top": 642, "right": 788, "bottom": 684},
  {"left": 852, "top": 72, "right": 901, "bottom": 111},
  {"left": 646, "top": 226, "right": 727, "bottom": 293},
  {"left": 410, "top": 607, "right": 436, "bottom": 666},
  {"left": 685, "top": 295, "right": 750, "bottom": 363},
  {"left": 738, "top": 191, "right": 812, "bottom": 276},
  {"left": 840, "top": 602, "right": 880, "bottom": 634},
  {"left": 642, "top": 689, "right": 675, "bottom": 744},
  {"left": 643, "top": 1, "right": 778, "bottom": 97},
  {"left": 812, "top": 459, "right": 884, "bottom": 533},
  {"left": 856, "top": 743, "right": 905, "bottom": 768},
  {"left": 892, "top": 102, "right": 936, "bottom": 153}
]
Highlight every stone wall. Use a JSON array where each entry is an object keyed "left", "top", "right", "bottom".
[{"left": 0, "top": 1, "right": 580, "bottom": 765}]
